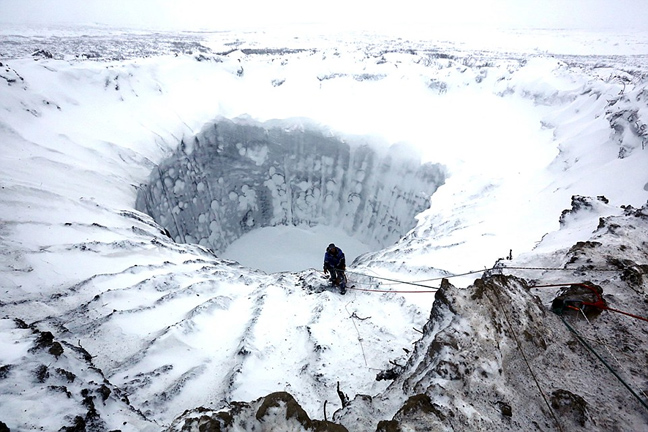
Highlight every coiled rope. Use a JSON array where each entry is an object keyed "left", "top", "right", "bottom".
[{"left": 531, "top": 283, "right": 648, "bottom": 323}]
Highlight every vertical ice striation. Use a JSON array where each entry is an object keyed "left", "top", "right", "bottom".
[{"left": 136, "top": 118, "right": 445, "bottom": 255}]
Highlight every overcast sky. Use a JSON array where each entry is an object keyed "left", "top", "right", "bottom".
[{"left": 1, "top": 0, "right": 647, "bottom": 31}]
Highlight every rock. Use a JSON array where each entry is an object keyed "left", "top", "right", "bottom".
[
  {"left": 551, "top": 389, "right": 590, "bottom": 427},
  {"left": 49, "top": 341, "right": 64, "bottom": 358},
  {"left": 0, "top": 365, "right": 13, "bottom": 380},
  {"left": 375, "top": 420, "right": 400, "bottom": 432},
  {"left": 550, "top": 283, "right": 606, "bottom": 319},
  {"left": 34, "top": 364, "right": 49, "bottom": 383},
  {"left": 256, "top": 391, "right": 312, "bottom": 428},
  {"left": 168, "top": 392, "right": 348, "bottom": 431}
]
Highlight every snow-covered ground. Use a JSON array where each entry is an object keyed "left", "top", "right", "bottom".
[
  {"left": 222, "top": 225, "right": 372, "bottom": 273},
  {"left": 1, "top": 24, "right": 648, "bottom": 430}
]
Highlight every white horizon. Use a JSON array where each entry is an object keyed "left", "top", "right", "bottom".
[{"left": 1, "top": 0, "right": 648, "bottom": 32}]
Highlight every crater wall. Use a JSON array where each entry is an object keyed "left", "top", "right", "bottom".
[{"left": 136, "top": 118, "right": 446, "bottom": 254}]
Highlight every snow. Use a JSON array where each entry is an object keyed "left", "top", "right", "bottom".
[
  {"left": 222, "top": 224, "right": 372, "bottom": 273},
  {"left": 1, "top": 23, "right": 648, "bottom": 430}
]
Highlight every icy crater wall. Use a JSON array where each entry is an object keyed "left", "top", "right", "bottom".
[{"left": 136, "top": 119, "right": 445, "bottom": 254}]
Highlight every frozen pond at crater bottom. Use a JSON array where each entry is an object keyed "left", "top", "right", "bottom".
[{"left": 221, "top": 224, "right": 372, "bottom": 273}]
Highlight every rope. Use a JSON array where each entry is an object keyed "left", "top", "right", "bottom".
[
  {"left": 318, "top": 268, "right": 441, "bottom": 295},
  {"left": 501, "top": 266, "right": 618, "bottom": 272},
  {"left": 345, "top": 264, "right": 619, "bottom": 290},
  {"left": 555, "top": 311, "right": 648, "bottom": 412},
  {"left": 492, "top": 285, "right": 564, "bottom": 432},
  {"left": 577, "top": 308, "right": 648, "bottom": 402},
  {"left": 335, "top": 265, "right": 648, "bottom": 417},
  {"left": 344, "top": 302, "right": 368, "bottom": 367},
  {"left": 390, "top": 268, "right": 489, "bottom": 284},
  {"left": 531, "top": 283, "right": 648, "bottom": 323},
  {"left": 338, "top": 270, "right": 648, "bottom": 325},
  {"left": 345, "top": 270, "right": 440, "bottom": 290},
  {"left": 341, "top": 297, "right": 407, "bottom": 371},
  {"left": 320, "top": 269, "right": 440, "bottom": 294},
  {"left": 348, "top": 286, "right": 438, "bottom": 294},
  {"left": 333, "top": 263, "right": 648, "bottom": 416},
  {"left": 603, "top": 306, "right": 648, "bottom": 323}
]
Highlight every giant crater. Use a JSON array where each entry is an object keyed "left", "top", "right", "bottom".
[{"left": 136, "top": 118, "right": 446, "bottom": 264}]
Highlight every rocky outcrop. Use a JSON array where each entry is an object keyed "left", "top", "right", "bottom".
[
  {"left": 168, "top": 391, "right": 348, "bottom": 432},
  {"left": 330, "top": 201, "right": 648, "bottom": 431}
]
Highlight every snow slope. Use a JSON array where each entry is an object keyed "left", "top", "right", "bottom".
[{"left": 1, "top": 26, "right": 648, "bottom": 430}]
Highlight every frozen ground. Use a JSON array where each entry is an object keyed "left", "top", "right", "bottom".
[{"left": 1, "top": 24, "right": 648, "bottom": 431}]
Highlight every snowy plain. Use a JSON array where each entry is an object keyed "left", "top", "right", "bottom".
[{"left": 1, "top": 22, "right": 648, "bottom": 430}]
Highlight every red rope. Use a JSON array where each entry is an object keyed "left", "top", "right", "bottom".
[
  {"left": 348, "top": 286, "right": 438, "bottom": 294},
  {"left": 603, "top": 306, "right": 648, "bottom": 323}
]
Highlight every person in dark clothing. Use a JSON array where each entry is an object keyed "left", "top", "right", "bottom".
[{"left": 324, "top": 243, "right": 346, "bottom": 294}]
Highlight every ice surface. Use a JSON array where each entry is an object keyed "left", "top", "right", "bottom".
[{"left": 221, "top": 224, "right": 371, "bottom": 273}]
